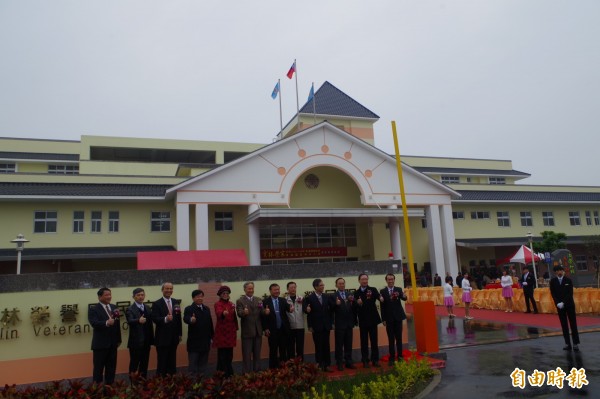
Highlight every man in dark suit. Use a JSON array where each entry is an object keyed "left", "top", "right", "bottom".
[
  {"left": 183, "top": 289, "right": 214, "bottom": 375},
  {"left": 303, "top": 278, "right": 333, "bottom": 372},
  {"left": 353, "top": 273, "right": 382, "bottom": 368},
  {"left": 88, "top": 287, "right": 122, "bottom": 385},
  {"left": 151, "top": 282, "right": 183, "bottom": 376},
  {"left": 262, "top": 283, "right": 292, "bottom": 368},
  {"left": 330, "top": 277, "right": 356, "bottom": 371},
  {"left": 520, "top": 266, "right": 538, "bottom": 313},
  {"left": 379, "top": 273, "right": 407, "bottom": 365},
  {"left": 235, "top": 281, "right": 263, "bottom": 373},
  {"left": 550, "top": 265, "right": 580, "bottom": 351},
  {"left": 125, "top": 287, "right": 153, "bottom": 379}
]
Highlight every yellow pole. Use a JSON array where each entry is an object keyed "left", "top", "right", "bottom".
[{"left": 391, "top": 121, "right": 418, "bottom": 300}]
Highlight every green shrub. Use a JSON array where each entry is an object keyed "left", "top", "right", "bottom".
[{"left": 303, "top": 359, "right": 434, "bottom": 399}]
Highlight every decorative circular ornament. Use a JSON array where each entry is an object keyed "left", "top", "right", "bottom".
[
  {"left": 298, "top": 149, "right": 306, "bottom": 158},
  {"left": 321, "top": 145, "right": 329, "bottom": 153},
  {"left": 277, "top": 167, "right": 286, "bottom": 175},
  {"left": 344, "top": 151, "right": 352, "bottom": 160},
  {"left": 364, "top": 170, "right": 373, "bottom": 178},
  {"left": 304, "top": 173, "right": 320, "bottom": 189}
]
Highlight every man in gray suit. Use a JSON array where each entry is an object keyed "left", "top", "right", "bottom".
[{"left": 236, "top": 281, "right": 264, "bottom": 373}]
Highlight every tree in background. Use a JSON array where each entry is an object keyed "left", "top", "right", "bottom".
[
  {"left": 583, "top": 235, "right": 600, "bottom": 288},
  {"left": 533, "top": 231, "right": 567, "bottom": 253}
]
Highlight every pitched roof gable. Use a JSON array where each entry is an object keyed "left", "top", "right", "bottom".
[{"left": 299, "top": 81, "right": 379, "bottom": 119}]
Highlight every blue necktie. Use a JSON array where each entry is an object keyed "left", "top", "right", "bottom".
[{"left": 274, "top": 299, "right": 281, "bottom": 329}]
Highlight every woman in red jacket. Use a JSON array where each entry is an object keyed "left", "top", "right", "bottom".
[{"left": 213, "top": 285, "right": 238, "bottom": 377}]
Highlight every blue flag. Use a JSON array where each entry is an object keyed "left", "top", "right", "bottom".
[
  {"left": 271, "top": 82, "right": 280, "bottom": 99},
  {"left": 307, "top": 83, "right": 314, "bottom": 102}
]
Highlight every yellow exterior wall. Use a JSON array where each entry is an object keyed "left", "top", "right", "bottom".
[
  {"left": 13, "top": 163, "right": 48, "bottom": 173},
  {"left": 289, "top": 167, "right": 363, "bottom": 208},
  {"left": 452, "top": 204, "right": 600, "bottom": 239},
  {"left": 0, "top": 138, "right": 80, "bottom": 154},
  {"left": 207, "top": 205, "right": 250, "bottom": 254},
  {"left": 0, "top": 202, "right": 176, "bottom": 249}
]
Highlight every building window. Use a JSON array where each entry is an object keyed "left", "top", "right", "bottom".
[
  {"left": 585, "top": 211, "right": 592, "bottom": 226},
  {"left": 48, "top": 164, "right": 79, "bottom": 175},
  {"left": 520, "top": 211, "right": 533, "bottom": 227},
  {"left": 109, "top": 211, "right": 119, "bottom": 233},
  {"left": 594, "top": 211, "right": 600, "bottom": 226},
  {"left": 0, "top": 163, "right": 16, "bottom": 173},
  {"left": 151, "top": 211, "right": 171, "bottom": 232},
  {"left": 497, "top": 211, "right": 510, "bottom": 227},
  {"left": 215, "top": 212, "right": 233, "bottom": 232},
  {"left": 421, "top": 218, "right": 427, "bottom": 228},
  {"left": 452, "top": 211, "right": 464, "bottom": 220},
  {"left": 34, "top": 211, "right": 57, "bottom": 233},
  {"left": 441, "top": 176, "right": 459, "bottom": 184},
  {"left": 575, "top": 255, "right": 587, "bottom": 271},
  {"left": 73, "top": 211, "right": 84, "bottom": 233},
  {"left": 91, "top": 211, "right": 102, "bottom": 233},
  {"left": 569, "top": 211, "right": 581, "bottom": 226},
  {"left": 489, "top": 177, "right": 506, "bottom": 185},
  {"left": 542, "top": 211, "right": 555, "bottom": 226},
  {"left": 470, "top": 211, "right": 490, "bottom": 220},
  {"left": 33, "top": 211, "right": 58, "bottom": 233},
  {"left": 593, "top": 256, "right": 599, "bottom": 270}
]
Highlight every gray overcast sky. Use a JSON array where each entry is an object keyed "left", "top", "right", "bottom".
[{"left": 1, "top": 1, "right": 598, "bottom": 186}]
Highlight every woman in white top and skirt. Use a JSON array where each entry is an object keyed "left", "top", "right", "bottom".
[
  {"left": 443, "top": 276, "right": 455, "bottom": 318},
  {"left": 500, "top": 269, "right": 514, "bottom": 312},
  {"left": 462, "top": 273, "right": 473, "bottom": 320}
]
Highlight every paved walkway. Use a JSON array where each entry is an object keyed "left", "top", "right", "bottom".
[{"left": 404, "top": 306, "right": 600, "bottom": 398}]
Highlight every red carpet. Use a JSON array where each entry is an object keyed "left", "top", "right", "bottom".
[
  {"left": 405, "top": 304, "right": 600, "bottom": 330},
  {"left": 323, "top": 351, "right": 445, "bottom": 381}
]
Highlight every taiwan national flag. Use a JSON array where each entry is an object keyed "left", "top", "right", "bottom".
[
  {"left": 286, "top": 61, "right": 296, "bottom": 79},
  {"left": 271, "top": 82, "right": 280, "bottom": 99}
]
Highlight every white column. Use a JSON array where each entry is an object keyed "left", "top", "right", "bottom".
[
  {"left": 195, "top": 203, "right": 209, "bottom": 250},
  {"left": 425, "top": 205, "right": 445, "bottom": 277},
  {"left": 387, "top": 205, "right": 403, "bottom": 260},
  {"left": 440, "top": 204, "right": 459, "bottom": 278},
  {"left": 248, "top": 204, "right": 261, "bottom": 266},
  {"left": 176, "top": 203, "right": 190, "bottom": 251}
]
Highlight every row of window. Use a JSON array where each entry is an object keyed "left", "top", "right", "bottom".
[
  {"left": 452, "top": 210, "right": 600, "bottom": 227},
  {"left": 441, "top": 175, "right": 505, "bottom": 185},
  {"left": 0, "top": 163, "right": 79, "bottom": 174},
  {"left": 33, "top": 211, "right": 171, "bottom": 233},
  {"left": 32, "top": 211, "right": 235, "bottom": 234}
]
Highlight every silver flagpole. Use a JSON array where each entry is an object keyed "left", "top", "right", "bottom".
[
  {"left": 278, "top": 79, "right": 283, "bottom": 132},
  {"left": 294, "top": 59, "right": 300, "bottom": 131},
  {"left": 312, "top": 82, "right": 316, "bottom": 124}
]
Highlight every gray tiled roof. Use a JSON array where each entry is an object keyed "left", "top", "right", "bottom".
[
  {"left": 300, "top": 81, "right": 379, "bottom": 119},
  {"left": 413, "top": 167, "right": 530, "bottom": 177},
  {"left": 0, "top": 151, "right": 80, "bottom": 161},
  {"left": 0, "top": 245, "right": 175, "bottom": 260},
  {"left": 0, "top": 183, "right": 170, "bottom": 197},
  {"left": 457, "top": 190, "right": 600, "bottom": 202}
]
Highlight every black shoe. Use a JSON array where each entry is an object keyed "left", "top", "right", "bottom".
[
  {"left": 372, "top": 361, "right": 381, "bottom": 368},
  {"left": 563, "top": 345, "right": 572, "bottom": 351},
  {"left": 525, "top": 311, "right": 532, "bottom": 313},
  {"left": 573, "top": 345, "right": 580, "bottom": 352},
  {"left": 345, "top": 363, "right": 356, "bottom": 369},
  {"left": 363, "top": 362, "right": 370, "bottom": 368},
  {"left": 337, "top": 364, "right": 344, "bottom": 371},
  {"left": 533, "top": 311, "right": 538, "bottom": 314}
]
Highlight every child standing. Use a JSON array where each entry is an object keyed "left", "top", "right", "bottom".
[
  {"left": 443, "top": 276, "right": 455, "bottom": 318},
  {"left": 462, "top": 273, "right": 473, "bottom": 320}
]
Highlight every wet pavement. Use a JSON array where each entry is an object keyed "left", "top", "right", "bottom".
[{"left": 404, "top": 313, "right": 600, "bottom": 398}]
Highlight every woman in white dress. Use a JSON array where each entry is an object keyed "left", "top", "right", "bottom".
[
  {"left": 462, "top": 273, "right": 473, "bottom": 320},
  {"left": 500, "top": 269, "right": 514, "bottom": 312}
]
